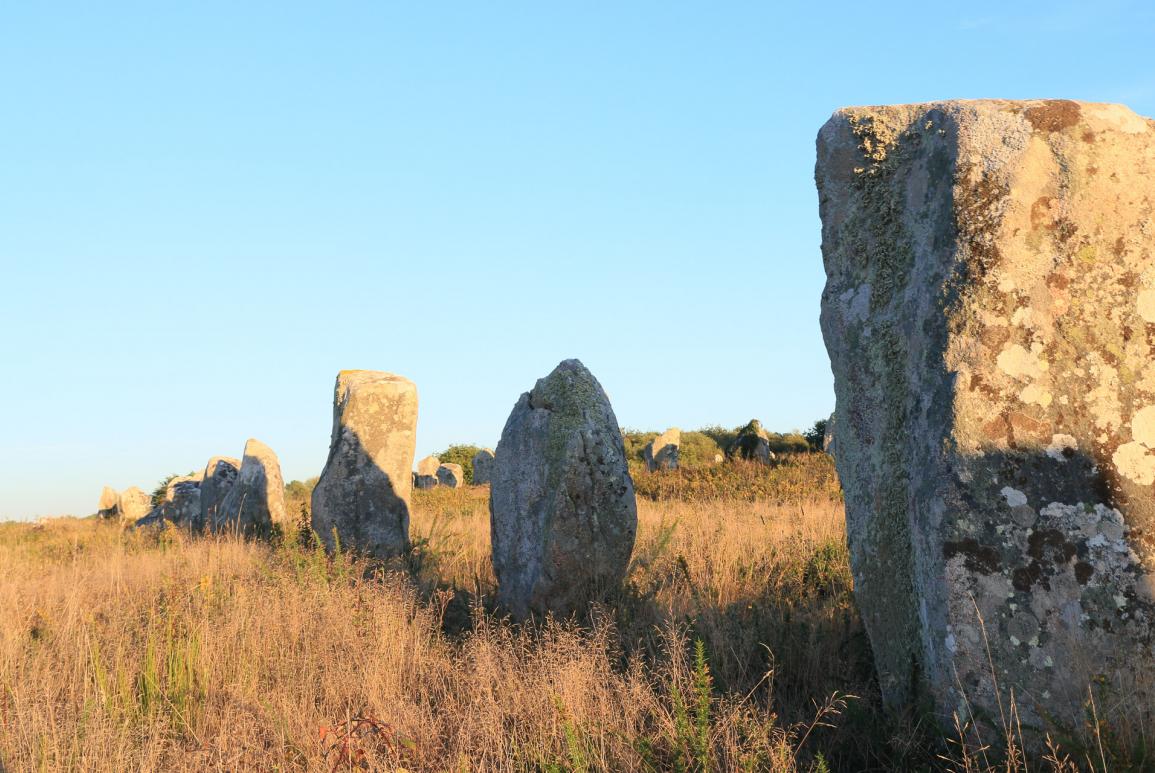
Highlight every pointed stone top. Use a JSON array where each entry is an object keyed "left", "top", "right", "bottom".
[{"left": 242, "top": 438, "right": 275, "bottom": 457}]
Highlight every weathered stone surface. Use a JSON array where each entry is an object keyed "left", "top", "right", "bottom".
[
  {"left": 436, "top": 463, "right": 463, "bottom": 488},
  {"left": 732, "top": 420, "right": 774, "bottom": 463},
  {"left": 414, "top": 455, "right": 440, "bottom": 489},
  {"left": 117, "top": 487, "right": 151, "bottom": 521},
  {"left": 164, "top": 473, "right": 202, "bottom": 500},
  {"left": 490, "top": 359, "right": 637, "bottom": 618},
  {"left": 643, "top": 427, "right": 681, "bottom": 471},
  {"left": 818, "top": 100, "right": 1155, "bottom": 732},
  {"left": 213, "top": 438, "right": 287, "bottom": 534},
  {"left": 97, "top": 486, "right": 119, "bottom": 518},
  {"left": 311, "top": 370, "right": 417, "bottom": 557},
  {"left": 472, "top": 448, "right": 496, "bottom": 485},
  {"left": 198, "top": 456, "right": 240, "bottom": 532},
  {"left": 139, "top": 479, "right": 201, "bottom": 528}
]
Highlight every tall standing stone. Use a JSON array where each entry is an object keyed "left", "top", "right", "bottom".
[
  {"left": 97, "top": 486, "right": 119, "bottom": 518},
  {"left": 213, "top": 438, "right": 287, "bottom": 534},
  {"left": 490, "top": 359, "right": 637, "bottom": 618},
  {"left": 472, "top": 448, "right": 496, "bottom": 485},
  {"left": 198, "top": 456, "right": 240, "bottom": 532},
  {"left": 818, "top": 100, "right": 1155, "bottom": 732},
  {"left": 643, "top": 427, "right": 681, "bottom": 471},
  {"left": 414, "top": 455, "right": 440, "bottom": 490},
  {"left": 311, "top": 370, "right": 417, "bottom": 557}
]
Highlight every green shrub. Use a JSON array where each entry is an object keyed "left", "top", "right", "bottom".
[
  {"left": 697, "top": 425, "right": 738, "bottom": 456},
  {"left": 767, "top": 431, "right": 810, "bottom": 455},
  {"left": 433, "top": 445, "right": 484, "bottom": 485},
  {"left": 284, "top": 477, "right": 319, "bottom": 521},
  {"left": 678, "top": 431, "right": 723, "bottom": 467},
  {"left": 804, "top": 418, "right": 829, "bottom": 452}
]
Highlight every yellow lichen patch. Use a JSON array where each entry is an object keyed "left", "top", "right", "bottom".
[
  {"left": 1086, "top": 357, "right": 1123, "bottom": 431},
  {"left": 1137, "top": 287, "right": 1155, "bottom": 323},
  {"left": 1131, "top": 405, "right": 1155, "bottom": 447},
  {"left": 997, "top": 343, "right": 1047, "bottom": 382},
  {"left": 1113, "top": 441, "right": 1155, "bottom": 485},
  {"left": 1020, "top": 382, "right": 1053, "bottom": 407}
]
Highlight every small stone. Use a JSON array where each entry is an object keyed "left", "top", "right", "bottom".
[
  {"left": 414, "top": 455, "right": 440, "bottom": 490},
  {"left": 732, "top": 419, "right": 775, "bottom": 463},
  {"left": 823, "top": 412, "right": 837, "bottom": 456},
  {"left": 436, "top": 463, "right": 464, "bottom": 488},
  {"left": 643, "top": 428, "right": 681, "bottom": 471},
  {"left": 472, "top": 448, "right": 496, "bottom": 485},
  {"left": 97, "top": 486, "right": 119, "bottom": 519}
]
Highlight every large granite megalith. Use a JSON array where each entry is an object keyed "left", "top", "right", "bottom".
[
  {"left": 311, "top": 370, "right": 417, "bottom": 557},
  {"left": 491, "top": 359, "right": 637, "bottom": 618},
  {"left": 818, "top": 100, "right": 1155, "bottom": 731},
  {"left": 213, "top": 438, "right": 287, "bottom": 534}
]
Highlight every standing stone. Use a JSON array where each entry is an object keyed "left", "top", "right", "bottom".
[
  {"left": 213, "top": 438, "right": 287, "bottom": 534},
  {"left": 643, "top": 427, "right": 681, "bottom": 471},
  {"left": 311, "top": 370, "right": 417, "bottom": 557},
  {"left": 198, "top": 456, "right": 240, "bottom": 532},
  {"left": 414, "top": 455, "right": 440, "bottom": 490},
  {"left": 139, "top": 479, "right": 201, "bottom": 528},
  {"left": 818, "top": 100, "right": 1155, "bottom": 733},
  {"left": 117, "top": 487, "right": 151, "bottom": 522},
  {"left": 732, "top": 420, "right": 774, "bottom": 463},
  {"left": 436, "top": 463, "right": 464, "bottom": 488},
  {"left": 97, "top": 486, "right": 119, "bottom": 518},
  {"left": 822, "top": 412, "right": 837, "bottom": 456},
  {"left": 490, "top": 359, "right": 637, "bottom": 618},
  {"left": 472, "top": 448, "right": 496, "bottom": 485}
]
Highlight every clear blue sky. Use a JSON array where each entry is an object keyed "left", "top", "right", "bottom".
[{"left": 3, "top": 1, "right": 1154, "bottom": 519}]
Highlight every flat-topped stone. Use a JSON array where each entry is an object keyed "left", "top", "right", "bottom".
[
  {"left": 818, "top": 99, "right": 1155, "bottom": 733},
  {"left": 311, "top": 370, "right": 417, "bottom": 557}
]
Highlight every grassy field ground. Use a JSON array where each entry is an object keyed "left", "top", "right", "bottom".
[{"left": 0, "top": 456, "right": 1126, "bottom": 770}]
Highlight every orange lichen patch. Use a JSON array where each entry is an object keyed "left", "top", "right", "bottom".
[
  {"left": 1031, "top": 196, "right": 1057, "bottom": 230},
  {"left": 1023, "top": 100, "right": 1082, "bottom": 133},
  {"left": 1008, "top": 411, "right": 1052, "bottom": 443}
]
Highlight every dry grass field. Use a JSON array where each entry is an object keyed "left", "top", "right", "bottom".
[{"left": 0, "top": 456, "right": 1134, "bottom": 771}]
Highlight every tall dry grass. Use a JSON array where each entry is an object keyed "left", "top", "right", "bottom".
[
  {"left": 0, "top": 461, "right": 1138, "bottom": 770},
  {"left": 0, "top": 483, "right": 862, "bottom": 771}
]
